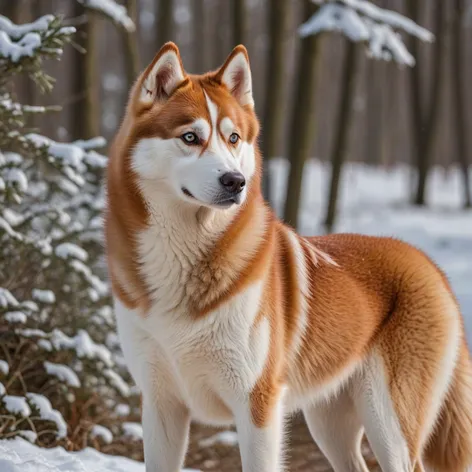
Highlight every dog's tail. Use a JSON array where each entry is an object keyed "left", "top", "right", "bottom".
[{"left": 424, "top": 336, "right": 472, "bottom": 471}]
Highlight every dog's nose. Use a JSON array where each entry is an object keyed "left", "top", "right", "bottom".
[{"left": 219, "top": 171, "right": 246, "bottom": 193}]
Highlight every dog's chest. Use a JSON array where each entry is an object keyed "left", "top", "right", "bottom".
[{"left": 135, "top": 227, "right": 270, "bottom": 420}]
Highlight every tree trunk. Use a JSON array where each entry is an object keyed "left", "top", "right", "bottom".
[
  {"left": 231, "top": 0, "right": 247, "bottom": 46},
  {"left": 70, "top": 5, "right": 100, "bottom": 140},
  {"left": 121, "top": 0, "right": 140, "bottom": 93},
  {"left": 283, "top": 1, "right": 321, "bottom": 229},
  {"left": 192, "top": 0, "right": 207, "bottom": 73},
  {"left": 451, "top": 0, "right": 472, "bottom": 208},
  {"left": 365, "top": 58, "right": 382, "bottom": 166},
  {"left": 408, "top": 0, "right": 445, "bottom": 205},
  {"left": 324, "top": 41, "right": 359, "bottom": 232},
  {"left": 156, "top": 0, "right": 174, "bottom": 50},
  {"left": 261, "top": 0, "right": 290, "bottom": 203}
]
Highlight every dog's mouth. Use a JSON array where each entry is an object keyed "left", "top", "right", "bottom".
[
  {"left": 213, "top": 193, "right": 243, "bottom": 207},
  {"left": 182, "top": 187, "right": 242, "bottom": 208},
  {"left": 182, "top": 187, "right": 194, "bottom": 199}
]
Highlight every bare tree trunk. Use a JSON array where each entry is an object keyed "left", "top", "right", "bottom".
[
  {"left": 71, "top": 5, "right": 100, "bottom": 140},
  {"left": 156, "top": 0, "right": 174, "bottom": 49},
  {"left": 452, "top": 0, "right": 472, "bottom": 207},
  {"left": 231, "top": 0, "right": 247, "bottom": 46},
  {"left": 214, "top": 1, "right": 228, "bottom": 67},
  {"left": 192, "top": 0, "right": 207, "bottom": 73},
  {"left": 324, "top": 41, "right": 359, "bottom": 232},
  {"left": 365, "top": 58, "right": 382, "bottom": 166},
  {"left": 261, "top": 0, "right": 291, "bottom": 203},
  {"left": 283, "top": 1, "right": 321, "bottom": 229},
  {"left": 122, "top": 0, "right": 140, "bottom": 92},
  {"left": 408, "top": 0, "right": 445, "bottom": 205}
]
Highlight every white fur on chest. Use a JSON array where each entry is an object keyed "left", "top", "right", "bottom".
[{"left": 115, "top": 223, "right": 270, "bottom": 424}]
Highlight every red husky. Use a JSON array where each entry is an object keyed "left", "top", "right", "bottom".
[{"left": 105, "top": 42, "right": 472, "bottom": 471}]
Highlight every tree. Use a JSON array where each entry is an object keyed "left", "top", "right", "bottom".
[
  {"left": 231, "top": 0, "right": 247, "bottom": 46},
  {"left": 121, "top": 0, "right": 140, "bottom": 93},
  {"left": 407, "top": 0, "right": 445, "bottom": 205},
  {"left": 261, "top": 0, "right": 291, "bottom": 204},
  {"left": 324, "top": 41, "right": 359, "bottom": 232},
  {"left": 156, "top": 0, "right": 174, "bottom": 50},
  {"left": 70, "top": 0, "right": 136, "bottom": 140},
  {"left": 294, "top": 0, "right": 434, "bottom": 231},
  {"left": 0, "top": 10, "right": 140, "bottom": 452},
  {"left": 451, "top": 0, "right": 472, "bottom": 208},
  {"left": 283, "top": 1, "right": 322, "bottom": 228},
  {"left": 192, "top": 0, "right": 207, "bottom": 73}
]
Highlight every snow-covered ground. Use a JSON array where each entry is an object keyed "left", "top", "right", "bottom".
[
  {"left": 0, "top": 438, "right": 200, "bottom": 471},
  {"left": 271, "top": 159, "right": 472, "bottom": 345}
]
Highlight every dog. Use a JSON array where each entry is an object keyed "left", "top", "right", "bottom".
[{"left": 105, "top": 42, "right": 472, "bottom": 472}]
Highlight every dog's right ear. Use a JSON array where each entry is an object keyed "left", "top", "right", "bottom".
[{"left": 138, "top": 42, "right": 186, "bottom": 105}]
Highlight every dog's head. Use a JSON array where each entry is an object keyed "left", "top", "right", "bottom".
[{"left": 127, "top": 42, "right": 260, "bottom": 210}]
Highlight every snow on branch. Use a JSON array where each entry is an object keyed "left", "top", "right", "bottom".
[
  {"left": 78, "top": 0, "right": 136, "bottom": 32},
  {"left": 0, "top": 15, "right": 75, "bottom": 63},
  {"left": 300, "top": 0, "right": 434, "bottom": 66}
]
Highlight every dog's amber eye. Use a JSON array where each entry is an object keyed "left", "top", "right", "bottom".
[
  {"left": 229, "top": 133, "right": 240, "bottom": 144},
  {"left": 181, "top": 132, "right": 200, "bottom": 145}
]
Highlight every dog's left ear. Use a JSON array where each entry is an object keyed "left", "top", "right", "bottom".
[{"left": 215, "top": 45, "right": 253, "bottom": 107}]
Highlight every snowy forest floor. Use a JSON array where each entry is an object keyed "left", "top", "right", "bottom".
[{"left": 1, "top": 161, "right": 471, "bottom": 470}]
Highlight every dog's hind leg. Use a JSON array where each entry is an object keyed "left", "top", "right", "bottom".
[{"left": 303, "top": 389, "right": 369, "bottom": 472}]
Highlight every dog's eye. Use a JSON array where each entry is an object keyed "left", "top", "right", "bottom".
[
  {"left": 229, "top": 133, "right": 240, "bottom": 145},
  {"left": 181, "top": 132, "right": 200, "bottom": 145}
]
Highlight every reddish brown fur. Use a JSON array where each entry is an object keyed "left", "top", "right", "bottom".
[{"left": 106, "top": 43, "right": 472, "bottom": 470}]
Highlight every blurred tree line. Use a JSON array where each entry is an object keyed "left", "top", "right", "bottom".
[{"left": 2, "top": 0, "right": 471, "bottom": 232}]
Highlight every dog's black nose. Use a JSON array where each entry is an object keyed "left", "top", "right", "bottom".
[{"left": 219, "top": 172, "right": 246, "bottom": 193}]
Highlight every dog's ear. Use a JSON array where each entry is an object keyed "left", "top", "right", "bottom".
[
  {"left": 138, "top": 42, "right": 186, "bottom": 104},
  {"left": 215, "top": 45, "right": 253, "bottom": 107}
]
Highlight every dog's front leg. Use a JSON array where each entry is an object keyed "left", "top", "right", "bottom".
[
  {"left": 234, "top": 394, "right": 285, "bottom": 472},
  {"left": 142, "top": 394, "right": 190, "bottom": 472}
]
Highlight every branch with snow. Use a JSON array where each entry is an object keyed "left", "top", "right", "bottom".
[
  {"left": 0, "top": 15, "right": 75, "bottom": 90},
  {"left": 300, "top": 0, "right": 434, "bottom": 66},
  {"left": 78, "top": 0, "right": 136, "bottom": 32}
]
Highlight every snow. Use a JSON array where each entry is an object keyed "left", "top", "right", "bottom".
[
  {"left": 79, "top": 0, "right": 136, "bottom": 32},
  {"left": 72, "top": 137, "right": 106, "bottom": 150},
  {"left": 5, "top": 311, "right": 27, "bottom": 324},
  {"left": 340, "top": 0, "right": 432, "bottom": 40},
  {"left": 300, "top": 0, "right": 433, "bottom": 66},
  {"left": 0, "top": 382, "right": 5, "bottom": 395},
  {"left": 122, "top": 422, "right": 143, "bottom": 441},
  {"left": 18, "top": 431, "right": 37, "bottom": 443},
  {"left": 26, "top": 393, "right": 67, "bottom": 438},
  {"left": 2, "top": 395, "right": 31, "bottom": 416},
  {"left": 0, "top": 438, "right": 201, "bottom": 472},
  {"left": 199, "top": 431, "right": 238, "bottom": 448},
  {"left": 32, "top": 288, "right": 56, "bottom": 304},
  {"left": 49, "top": 329, "right": 113, "bottom": 366},
  {"left": 0, "top": 15, "right": 54, "bottom": 39},
  {"left": 90, "top": 425, "right": 113, "bottom": 444},
  {"left": 44, "top": 361, "right": 81, "bottom": 388},
  {"left": 0, "top": 31, "right": 42, "bottom": 62},
  {"left": 2, "top": 168, "right": 28, "bottom": 193},
  {"left": 0, "top": 288, "right": 19, "bottom": 308},
  {"left": 0, "top": 360, "right": 9, "bottom": 375},
  {"left": 114, "top": 403, "right": 130, "bottom": 417},
  {"left": 55, "top": 243, "right": 88, "bottom": 262},
  {"left": 70, "top": 260, "right": 108, "bottom": 297},
  {"left": 104, "top": 369, "right": 130, "bottom": 397}
]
